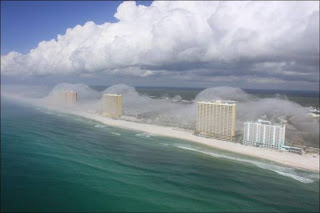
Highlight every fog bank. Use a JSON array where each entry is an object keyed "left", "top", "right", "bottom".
[{"left": 2, "top": 83, "right": 318, "bottom": 146}]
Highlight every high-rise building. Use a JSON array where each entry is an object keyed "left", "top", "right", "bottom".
[
  {"left": 243, "top": 119, "right": 285, "bottom": 149},
  {"left": 102, "top": 94, "right": 122, "bottom": 118},
  {"left": 196, "top": 100, "right": 237, "bottom": 140},
  {"left": 60, "top": 90, "right": 77, "bottom": 106}
]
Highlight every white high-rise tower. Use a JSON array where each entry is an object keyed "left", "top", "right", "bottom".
[{"left": 243, "top": 119, "right": 286, "bottom": 149}]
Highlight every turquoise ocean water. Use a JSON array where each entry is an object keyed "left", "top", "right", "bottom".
[{"left": 1, "top": 97, "right": 319, "bottom": 212}]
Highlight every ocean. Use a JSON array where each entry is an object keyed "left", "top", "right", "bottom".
[{"left": 1, "top": 96, "right": 319, "bottom": 212}]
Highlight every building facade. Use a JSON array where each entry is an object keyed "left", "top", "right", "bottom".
[
  {"left": 61, "top": 90, "right": 77, "bottom": 106},
  {"left": 196, "top": 100, "right": 237, "bottom": 140},
  {"left": 103, "top": 94, "right": 122, "bottom": 118},
  {"left": 243, "top": 119, "right": 285, "bottom": 149}
]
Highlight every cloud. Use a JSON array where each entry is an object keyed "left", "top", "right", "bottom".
[{"left": 1, "top": 1, "right": 319, "bottom": 88}]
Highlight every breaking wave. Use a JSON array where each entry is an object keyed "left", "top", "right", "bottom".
[
  {"left": 136, "top": 132, "right": 153, "bottom": 138},
  {"left": 110, "top": 132, "right": 121, "bottom": 136},
  {"left": 94, "top": 124, "right": 106, "bottom": 128},
  {"left": 174, "top": 144, "right": 319, "bottom": 184}
]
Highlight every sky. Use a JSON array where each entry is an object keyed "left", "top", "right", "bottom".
[{"left": 1, "top": 1, "right": 319, "bottom": 90}]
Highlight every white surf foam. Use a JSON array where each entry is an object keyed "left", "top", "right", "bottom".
[
  {"left": 174, "top": 144, "right": 317, "bottom": 184},
  {"left": 274, "top": 171, "right": 314, "bottom": 184},
  {"left": 110, "top": 132, "right": 121, "bottom": 136},
  {"left": 94, "top": 124, "right": 106, "bottom": 128},
  {"left": 43, "top": 111, "right": 54, "bottom": 115},
  {"left": 136, "top": 132, "right": 153, "bottom": 138}
]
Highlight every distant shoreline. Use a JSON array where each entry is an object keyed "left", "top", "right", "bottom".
[{"left": 2, "top": 93, "right": 319, "bottom": 173}]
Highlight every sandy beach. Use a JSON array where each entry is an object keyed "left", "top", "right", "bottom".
[{"left": 3, "top": 93, "right": 319, "bottom": 173}]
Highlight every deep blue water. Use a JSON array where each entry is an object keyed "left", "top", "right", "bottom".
[{"left": 1, "top": 97, "right": 319, "bottom": 212}]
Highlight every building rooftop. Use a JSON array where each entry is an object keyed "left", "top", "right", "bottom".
[
  {"left": 245, "top": 119, "right": 285, "bottom": 127},
  {"left": 63, "top": 90, "right": 76, "bottom": 93},
  {"left": 257, "top": 119, "right": 271, "bottom": 125},
  {"left": 103, "top": 94, "right": 122, "bottom": 97},
  {"left": 197, "top": 100, "right": 237, "bottom": 105}
]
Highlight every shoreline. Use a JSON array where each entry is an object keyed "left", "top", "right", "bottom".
[
  {"left": 2, "top": 93, "right": 319, "bottom": 173},
  {"left": 68, "top": 109, "right": 319, "bottom": 173}
]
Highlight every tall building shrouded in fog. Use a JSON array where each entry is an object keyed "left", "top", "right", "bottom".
[
  {"left": 243, "top": 119, "right": 285, "bottom": 149},
  {"left": 196, "top": 100, "right": 237, "bottom": 141},
  {"left": 60, "top": 90, "right": 77, "bottom": 106},
  {"left": 103, "top": 94, "right": 122, "bottom": 118}
]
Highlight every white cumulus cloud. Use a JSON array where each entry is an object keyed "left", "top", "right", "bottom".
[{"left": 1, "top": 1, "right": 319, "bottom": 87}]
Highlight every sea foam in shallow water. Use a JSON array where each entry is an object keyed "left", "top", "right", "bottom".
[
  {"left": 94, "top": 124, "right": 106, "bottom": 128},
  {"left": 136, "top": 132, "right": 153, "bottom": 138},
  {"left": 174, "top": 144, "right": 319, "bottom": 184},
  {"left": 110, "top": 132, "right": 121, "bottom": 136}
]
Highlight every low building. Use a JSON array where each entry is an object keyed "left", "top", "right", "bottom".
[
  {"left": 243, "top": 119, "right": 285, "bottom": 149},
  {"left": 196, "top": 100, "right": 237, "bottom": 141},
  {"left": 102, "top": 94, "right": 122, "bottom": 118},
  {"left": 308, "top": 112, "right": 320, "bottom": 118},
  {"left": 281, "top": 145, "right": 303, "bottom": 155}
]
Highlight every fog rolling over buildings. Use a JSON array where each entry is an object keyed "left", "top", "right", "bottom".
[
  {"left": 102, "top": 94, "right": 122, "bottom": 118},
  {"left": 2, "top": 83, "right": 319, "bottom": 148},
  {"left": 51, "top": 90, "right": 77, "bottom": 107},
  {"left": 1, "top": 1, "right": 319, "bottom": 212},
  {"left": 102, "top": 84, "right": 197, "bottom": 127}
]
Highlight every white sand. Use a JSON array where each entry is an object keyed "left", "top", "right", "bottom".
[{"left": 3, "top": 93, "right": 319, "bottom": 173}]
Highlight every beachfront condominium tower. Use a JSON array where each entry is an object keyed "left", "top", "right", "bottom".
[
  {"left": 196, "top": 100, "right": 237, "bottom": 140},
  {"left": 243, "top": 119, "right": 285, "bottom": 149},
  {"left": 60, "top": 90, "right": 77, "bottom": 106},
  {"left": 102, "top": 94, "right": 122, "bottom": 118}
]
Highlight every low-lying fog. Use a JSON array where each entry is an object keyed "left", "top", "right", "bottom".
[{"left": 2, "top": 83, "right": 319, "bottom": 146}]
